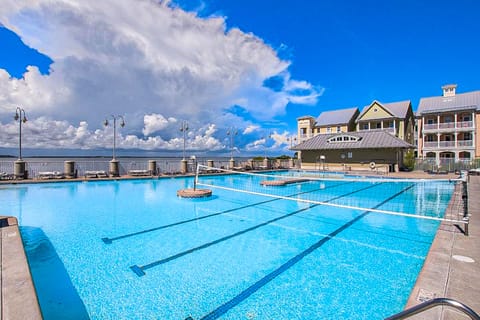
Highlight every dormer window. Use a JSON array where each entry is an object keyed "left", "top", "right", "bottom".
[{"left": 327, "top": 135, "right": 361, "bottom": 143}]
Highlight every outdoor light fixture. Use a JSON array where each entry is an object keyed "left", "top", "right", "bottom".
[
  {"left": 180, "top": 120, "right": 189, "bottom": 160},
  {"left": 227, "top": 128, "right": 238, "bottom": 160},
  {"left": 14, "top": 107, "right": 27, "bottom": 160},
  {"left": 263, "top": 132, "right": 272, "bottom": 159},
  {"left": 104, "top": 115, "right": 125, "bottom": 160}
]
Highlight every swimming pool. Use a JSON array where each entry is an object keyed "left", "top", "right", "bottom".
[{"left": 0, "top": 173, "right": 455, "bottom": 319}]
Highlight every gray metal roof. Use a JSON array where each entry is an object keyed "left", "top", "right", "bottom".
[
  {"left": 417, "top": 90, "right": 480, "bottom": 115},
  {"left": 358, "top": 100, "right": 411, "bottom": 120},
  {"left": 292, "top": 130, "right": 413, "bottom": 151},
  {"left": 315, "top": 107, "right": 359, "bottom": 126}
]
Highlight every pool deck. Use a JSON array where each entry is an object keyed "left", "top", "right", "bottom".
[
  {"left": 0, "top": 216, "right": 42, "bottom": 319},
  {"left": 0, "top": 172, "right": 479, "bottom": 319},
  {"left": 402, "top": 175, "right": 480, "bottom": 319}
]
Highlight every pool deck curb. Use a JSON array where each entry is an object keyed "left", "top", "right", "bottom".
[
  {"left": 0, "top": 216, "right": 42, "bottom": 320},
  {"left": 404, "top": 175, "right": 480, "bottom": 319}
]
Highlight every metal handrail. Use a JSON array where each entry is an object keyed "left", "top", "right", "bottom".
[{"left": 385, "top": 298, "right": 480, "bottom": 320}]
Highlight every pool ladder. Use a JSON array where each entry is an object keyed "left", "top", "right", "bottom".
[{"left": 386, "top": 298, "right": 480, "bottom": 320}]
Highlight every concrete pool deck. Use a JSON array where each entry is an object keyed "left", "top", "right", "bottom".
[
  {"left": 0, "top": 216, "right": 42, "bottom": 319},
  {"left": 403, "top": 175, "right": 480, "bottom": 320},
  {"left": 0, "top": 173, "right": 479, "bottom": 319}
]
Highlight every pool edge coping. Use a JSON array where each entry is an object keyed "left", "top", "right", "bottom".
[
  {"left": 403, "top": 175, "right": 480, "bottom": 318},
  {"left": 1, "top": 216, "right": 43, "bottom": 320}
]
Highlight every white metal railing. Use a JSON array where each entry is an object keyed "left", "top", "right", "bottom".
[
  {"left": 438, "top": 122, "right": 455, "bottom": 129},
  {"left": 439, "top": 141, "right": 455, "bottom": 147},
  {"left": 458, "top": 140, "right": 474, "bottom": 147},
  {"left": 423, "top": 141, "right": 437, "bottom": 148},
  {"left": 457, "top": 120, "right": 473, "bottom": 128},
  {"left": 0, "top": 158, "right": 297, "bottom": 180},
  {"left": 423, "top": 121, "right": 474, "bottom": 131},
  {"left": 423, "top": 123, "right": 437, "bottom": 130},
  {"left": 424, "top": 140, "right": 473, "bottom": 148}
]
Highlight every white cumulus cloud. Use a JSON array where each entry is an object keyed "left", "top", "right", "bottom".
[{"left": 0, "top": 0, "right": 321, "bottom": 153}]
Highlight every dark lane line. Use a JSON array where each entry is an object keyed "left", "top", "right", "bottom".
[
  {"left": 197, "top": 184, "right": 416, "bottom": 320},
  {"left": 130, "top": 182, "right": 384, "bottom": 276},
  {"left": 102, "top": 180, "right": 354, "bottom": 244}
]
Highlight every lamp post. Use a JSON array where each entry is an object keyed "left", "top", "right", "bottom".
[
  {"left": 14, "top": 107, "right": 27, "bottom": 160},
  {"left": 263, "top": 132, "right": 272, "bottom": 159},
  {"left": 227, "top": 128, "right": 237, "bottom": 168},
  {"left": 14, "top": 107, "right": 27, "bottom": 179},
  {"left": 227, "top": 128, "right": 238, "bottom": 160},
  {"left": 104, "top": 115, "right": 125, "bottom": 176},
  {"left": 180, "top": 120, "right": 189, "bottom": 160},
  {"left": 180, "top": 121, "right": 189, "bottom": 173},
  {"left": 287, "top": 135, "right": 297, "bottom": 168}
]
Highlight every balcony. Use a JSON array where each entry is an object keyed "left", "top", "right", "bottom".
[
  {"left": 423, "top": 140, "right": 474, "bottom": 149},
  {"left": 458, "top": 140, "right": 474, "bottom": 147},
  {"left": 422, "top": 121, "right": 474, "bottom": 132}
]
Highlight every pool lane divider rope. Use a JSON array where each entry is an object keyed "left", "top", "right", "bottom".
[
  {"left": 196, "top": 183, "right": 416, "bottom": 320},
  {"left": 101, "top": 180, "right": 354, "bottom": 244},
  {"left": 130, "top": 182, "right": 385, "bottom": 277}
]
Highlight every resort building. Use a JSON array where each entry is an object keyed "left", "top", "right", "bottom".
[
  {"left": 292, "top": 131, "right": 412, "bottom": 172},
  {"left": 416, "top": 84, "right": 480, "bottom": 166},
  {"left": 356, "top": 100, "right": 415, "bottom": 145},
  {"left": 295, "top": 101, "right": 414, "bottom": 171},
  {"left": 297, "top": 107, "right": 359, "bottom": 143}
]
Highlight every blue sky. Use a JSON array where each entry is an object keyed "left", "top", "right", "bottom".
[{"left": 0, "top": 0, "right": 479, "bottom": 156}]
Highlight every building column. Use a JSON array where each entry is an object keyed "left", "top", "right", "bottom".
[
  {"left": 437, "top": 133, "right": 440, "bottom": 148},
  {"left": 437, "top": 114, "right": 440, "bottom": 129},
  {"left": 454, "top": 132, "right": 458, "bottom": 148},
  {"left": 436, "top": 152, "right": 440, "bottom": 167},
  {"left": 454, "top": 113, "right": 458, "bottom": 129}
]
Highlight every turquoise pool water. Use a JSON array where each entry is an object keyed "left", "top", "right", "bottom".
[{"left": 0, "top": 174, "right": 454, "bottom": 319}]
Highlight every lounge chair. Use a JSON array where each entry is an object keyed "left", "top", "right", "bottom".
[
  {"left": 469, "top": 168, "right": 480, "bottom": 176},
  {"left": 128, "top": 169, "right": 151, "bottom": 176},
  {"left": 84, "top": 170, "right": 108, "bottom": 178},
  {"left": 0, "top": 172, "right": 14, "bottom": 180},
  {"left": 37, "top": 171, "right": 64, "bottom": 179}
]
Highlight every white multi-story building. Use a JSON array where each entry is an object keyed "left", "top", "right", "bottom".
[{"left": 416, "top": 84, "right": 480, "bottom": 165}]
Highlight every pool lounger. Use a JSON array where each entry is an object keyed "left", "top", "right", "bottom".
[
  {"left": 0, "top": 172, "right": 15, "bottom": 180},
  {"left": 84, "top": 170, "right": 108, "bottom": 178},
  {"left": 128, "top": 169, "right": 151, "bottom": 176},
  {"left": 37, "top": 171, "right": 64, "bottom": 179}
]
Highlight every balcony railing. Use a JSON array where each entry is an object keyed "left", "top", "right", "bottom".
[
  {"left": 457, "top": 120, "right": 473, "bottom": 128},
  {"left": 458, "top": 140, "right": 474, "bottom": 147},
  {"left": 424, "top": 141, "right": 437, "bottom": 148},
  {"left": 438, "top": 122, "right": 455, "bottom": 129},
  {"left": 423, "top": 121, "right": 474, "bottom": 131},
  {"left": 439, "top": 141, "right": 455, "bottom": 147},
  {"left": 423, "top": 140, "right": 474, "bottom": 148}
]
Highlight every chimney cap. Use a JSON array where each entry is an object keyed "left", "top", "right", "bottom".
[{"left": 441, "top": 84, "right": 457, "bottom": 89}]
